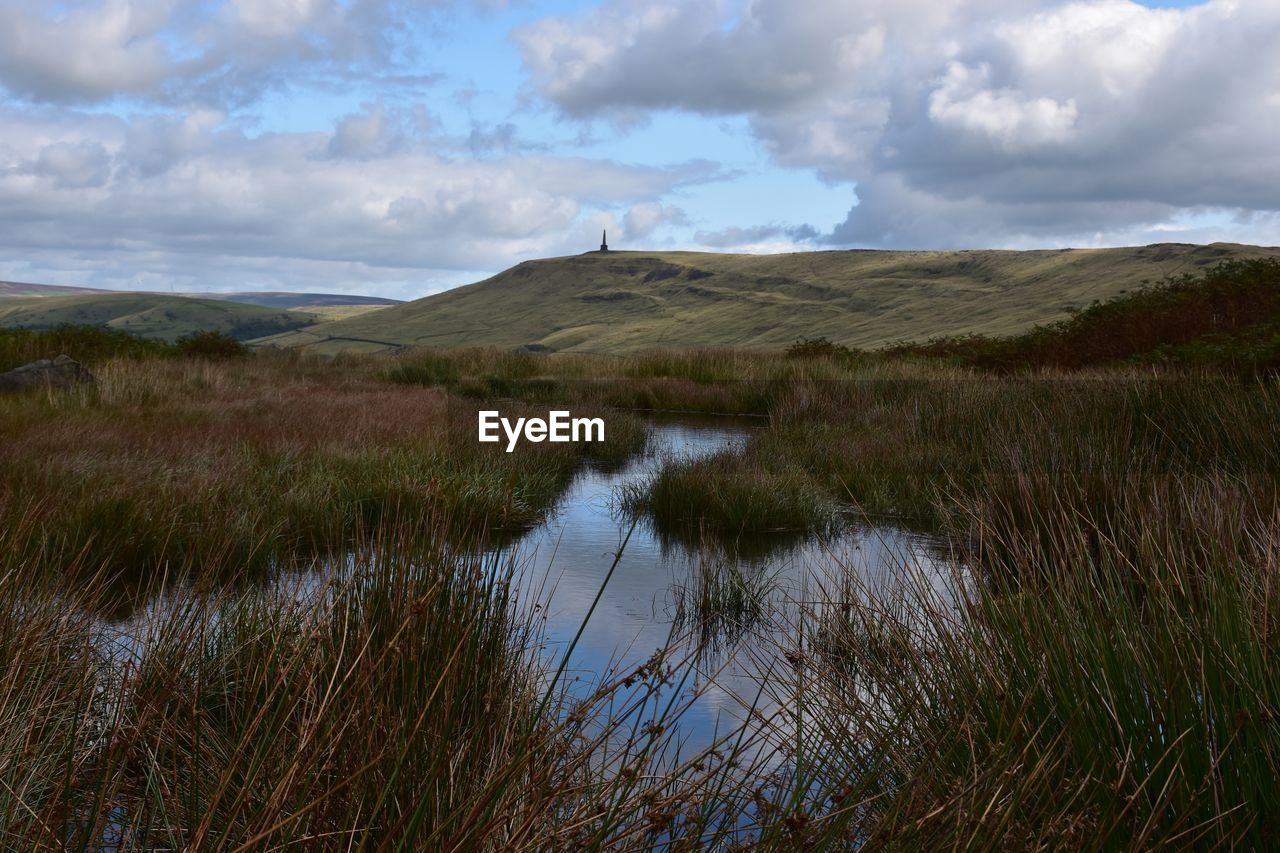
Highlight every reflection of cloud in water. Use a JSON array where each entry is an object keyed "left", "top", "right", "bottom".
[
  {"left": 497, "top": 416, "right": 958, "bottom": 762},
  {"left": 100, "top": 415, "right": 960, "bottom": 774}
]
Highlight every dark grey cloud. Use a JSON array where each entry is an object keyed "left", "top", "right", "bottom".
[
  {"left": 518, "top": 0, "right": 1280, "bottom": 247},
  {"left": 28, "top": 140, "right": 113, "bottom": 188}
]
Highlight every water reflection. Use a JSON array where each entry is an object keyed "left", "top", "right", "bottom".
[
  {"left": 496, "top": 414, "right": 954, "bottom": 758},
  {"left": 102, "top": 414, "right": 957, "bottom": 765}
]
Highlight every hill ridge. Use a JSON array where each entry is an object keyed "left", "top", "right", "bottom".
[
  {"left": 256, "top": 242, "right": 1280, "bottom": 354},
  {"left": 0, "top": 292, "right": 315, "bottom": 342}
]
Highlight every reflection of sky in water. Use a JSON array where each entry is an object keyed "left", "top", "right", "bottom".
[
  {"left": 102, "top": 415, "right": 958, "bottom": 770},
  {"left": 494, "top": 415, "right": 955, "bottom": 759}
]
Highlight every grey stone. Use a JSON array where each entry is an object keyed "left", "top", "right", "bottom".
[{"left": 0, "top": 354, "right": 94, "bottom": 394}]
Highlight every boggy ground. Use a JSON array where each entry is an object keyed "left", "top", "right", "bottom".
[
  {"left": 393, "top": 344, "right": 1280, "bottom": 849},
  {"left": 2, "top": 323, "right": 1279, "bottom": 848},
  {"left": 0, "top": 350, "right": 645, "bottom": 608}
]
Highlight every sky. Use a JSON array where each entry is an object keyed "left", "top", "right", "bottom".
[{"left": 0, "top": 0, "right": 1276, "bottom": 299}]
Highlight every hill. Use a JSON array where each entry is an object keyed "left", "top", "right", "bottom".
[
  {"left": 885, "top": 257, "right": 1280, "bottom": 373},
  {"left": 256, "top": 243, "right": 1280, "bottom": 354},
  {"left": 194, "top": 292, "right": 400, "bottom": 310},
  {"left": 0, "top": 281, "right": 103, "bottom": 298},
  {"left": 0, "top": 281, "right": 400, "bottom": 314},
  {"left": 0, "top": 293, "right": 317, "bottom": 342},
  {"left": 886, "top": 258, "right": 1280, "bottom": 373}
]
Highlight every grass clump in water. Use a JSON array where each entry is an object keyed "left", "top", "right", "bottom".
[
  {"left": 672, "top": 545, "right": 777, "bottom": 654},
  {"left": 621, "top": 448, "right": 839, "bottom": 539}
]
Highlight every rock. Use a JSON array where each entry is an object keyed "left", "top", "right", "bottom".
[{"left": 0, "top": 354, "right": 94, "bottom": 394}]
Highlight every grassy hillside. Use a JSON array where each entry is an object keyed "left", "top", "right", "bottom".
[
  {"left": 0, "top": 293, "right": 316, "bottom": 342},
  {"left": 0, "top": 281, "right": 399, "bottom": 324},
  {"left": 194, "top": 291, "right": 400, "bottom": 309},
  {"left": 257, "top": 242, "right": 1280, "bottom": 354},
  {"left": 889, "top": 257, "right": 1280, "bottom": 373},
  {"left": 0, "top": 281, "right": 102, "bottom": 298}
]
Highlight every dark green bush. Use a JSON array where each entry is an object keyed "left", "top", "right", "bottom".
[
  {"left": 174, "top": 330, "right": 249, "bottom": 359},
  {"left": 0, "top": 324, "right": 170, "bottom": 371},
  {"left": 784, "top": 336, "right": 863, "bottom": 362}
]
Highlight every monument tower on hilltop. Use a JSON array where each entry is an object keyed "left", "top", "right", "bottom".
[{"left": 600, "top": 230, "right": 609, "bottom": 252}]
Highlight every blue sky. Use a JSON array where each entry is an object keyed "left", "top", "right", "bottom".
[{"left": 0, "top": 0, "right": 1275, "bottom": 298}]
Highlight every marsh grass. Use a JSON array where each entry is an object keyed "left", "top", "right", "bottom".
[
  {"left": 591, "top": 368, "right": 1280, "bottom": 845},
  {"left": 618, "top": 377, "right": 1280, "bottom": 538},
  {"left": 621, "top": 449, "right": 840, "bottom": 539},
  {"left": 0, "top": 513, "right": 788, "bottom": 850},
  {"left": 789, "top": 477, "right": 1280, "bottom": 849},
  {"left": 672, "top": 543, "right": 778, "bottom": 655},
  {"left": 0, "top": 354, "right": 646, "bottom": 594},
  {"left": 4, "top": 339, "right": 1280, "bottom": 847},
  {"left": 386, "top": 346, "right": 867, "bottom": 415}
]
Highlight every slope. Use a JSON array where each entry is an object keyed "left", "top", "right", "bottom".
[
  {"left": 0, "top": 281, "right": 103, "bottom": 298},
  {"left": 258, "top": 243, "right": 1280, "bottom": 354},
  {"left": 0, "top": 293, "right": 317, "bottom": 341}
]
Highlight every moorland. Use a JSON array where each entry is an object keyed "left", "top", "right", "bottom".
[
  {"left": 0, "top": 256, "right": 1277, "bottom": 848},
  {"left": 259, "top": 242, "right": 1280, "bottom": 353}
]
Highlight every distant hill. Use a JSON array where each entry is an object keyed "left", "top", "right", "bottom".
[
  {"left": 0, "top": 281, "right": 401, "bottom": 311},
  {"left": 0, "top": 293, "right": 317, "bottom": 342},
  {"left": 0, "top": 281, "right": 103, "bottom": 298},
  {"left": 0, "top": 283, "right": 401, "bottom": 337},
  {"left": 256, "top": 243, "right": 1280, "bottom": 354},
  {"left": 187, "top": 292, "right": 401, "bottom": 310}
]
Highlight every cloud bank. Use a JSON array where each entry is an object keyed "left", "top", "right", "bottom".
[
  {"left": 518, "top": 0, "right": 1280, "bottom": 247},
  {"left": 0, "top": 0, "right": 1277, "bottom": 296}
]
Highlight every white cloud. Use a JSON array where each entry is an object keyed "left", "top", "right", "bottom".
[
  {"left": 693, "top": 223, "right": 819, "bottom": 250},
  {"left": 0, "top": 0, "right": 178, "bottom": 102},
  {"left": 927, "top": 62, "right": 1078, "bottom": 153},
  {"left": 519, "top": 0, "right": 1280, "bottom": 247},
  {"left": 231, "top": 0, "right": 329, "bottom": 39},
  {"left": 0, "top": 103, "right": 724, "bottom": 296},
  {"left": 622, "top": 202, "right": 686, "bottom": 239},
  {"left": 0, "top": 0, "right": 464, "bottom": 107}
]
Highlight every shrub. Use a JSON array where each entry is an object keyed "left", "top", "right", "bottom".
[
  {"left": 784, "top": 336, "right": 863, "bottom": 362},
  {"left": 0, "top": 324, "right": 170, "bottom": 370},
  {"left": 174, "top": 330, "right": 249, "bottom": 359}
]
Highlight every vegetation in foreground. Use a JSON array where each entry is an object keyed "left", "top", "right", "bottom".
[
  {"left": 1, "top": 518, "right": 773, "bottom": 849},
  {"left": 2, "top": 262, "right": 1279, "bottom": 848},
  {"left": 0, "top": 339, "right": 646, "bottom": 604}
]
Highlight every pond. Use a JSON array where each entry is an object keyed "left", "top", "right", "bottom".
[
  {"left": 496, "top": 414, "right": 956, "bottom": 759},
  {"left": 99, "top": 413, "right": 957, "bottom": 768}
]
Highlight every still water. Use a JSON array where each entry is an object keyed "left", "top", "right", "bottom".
[
  {"left": 102, "top": 415, "right": 954, "bottom": 761},
  {"left": 496, "top": 415, "right": 953, "bottom": 756}
]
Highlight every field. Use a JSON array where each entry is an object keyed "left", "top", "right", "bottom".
[
  {"left": 257, "top": 242, "right": 1280, "bottom": 354},
  {"left": 1, "top": 260, "right": 1278, "bottom": 848}
]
